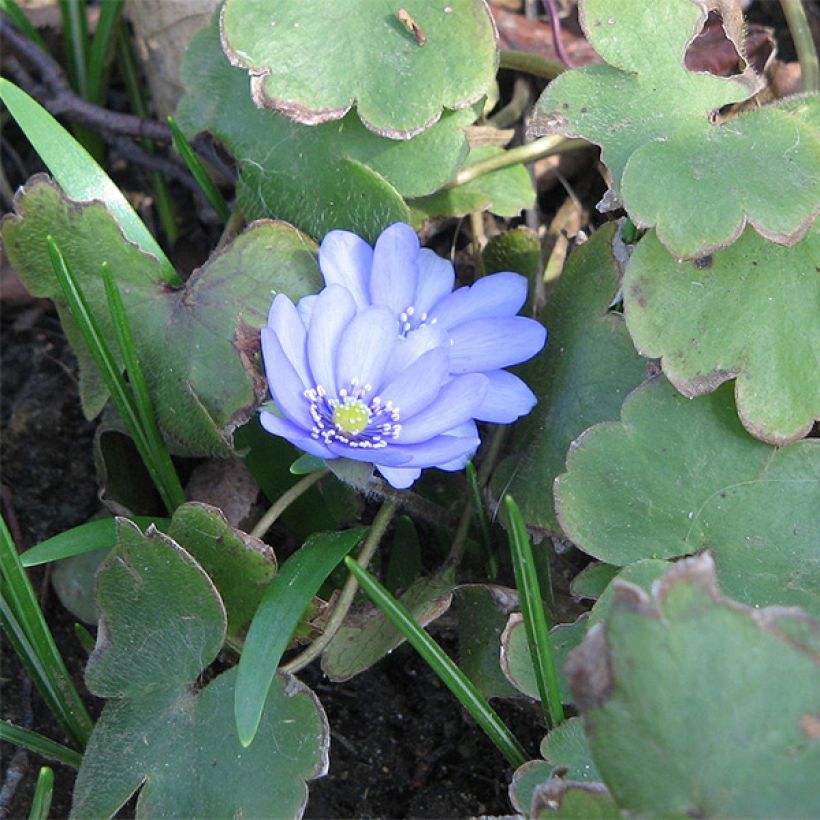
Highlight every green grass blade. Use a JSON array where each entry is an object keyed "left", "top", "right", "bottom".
[
  {"left": 465, "top": 461, "right": 497, "bottom": 577},
  {"left": 0, "top": 0, "right": 49, "bottom": 51},
  {"left": 344, "top": 556, "right": 529, "bottom": 768},
  {"left": 74, "top": 623, "right": 96, "bottom": 654},
  {"left": 48, "top": 239, "right": 179, "bottom": 513},
  {"left": 57, "top": 0, "right": 90, "bottom": 98},
  {"left": 235, "top": 528, "right": 366, "bottom": 747},
  {"left": 0, "top": 721, "right": 83, "bottom": 768},
  {"left": 0, "top": 79, "right": 180, "bottom": 285},
  {"left": 86, "top": 0, "right": 124, "bottom": 104},
  {"left": 0, "top": 516, "right": 93, "bottom": 748},
  {"left": 117, "top": 29, "right": 179, "bottom": 243},
  {"left": 168, "top": 116, "right": 231, "bottom": 222},
  {"left": 28, "top": 766, "right": 55, "bottom": 820},
  {"left": 20, "top": 516, "right": 169, "bottom": 567},
  {"left": 504, "top": 495, "right": 564, "bottom": 727},
  {"left": 102, "top": 262, "right": 186, "bottom": 510}
]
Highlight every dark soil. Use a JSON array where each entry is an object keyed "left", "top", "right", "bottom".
[{"left": 1, "top": 306, "right": 544, "bottom": 819}]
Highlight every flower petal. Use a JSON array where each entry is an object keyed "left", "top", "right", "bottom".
[
  {"left": 428, "top": 272, "right": 528, "bottom": 330},
  {"left": 380, "top": 323, "right": 449, "bottom": 385},
  {"left": 398, "top": 373, "right": 489, "bottom": 444},
  {"left": 261, "top": 328, "right": 312, "bottom": 428},
  {"left": 414, "top": 249, "right": 455, "bottom": 318},
  {"left": 473, "top": 370, "right": 537, "bottom": 423},
  {"left": 260, "top": 410, "right": 332, "bottom": 458},
  {"left": 376, "top": 465, "right": 421, "bottom": 489},
  {"left": 318, "top": 230, "right": 372, "bottom": 308},
  {"left": 296, "top": 294, "right": 317, "bottom": 327},
  {"left": 325, "top": 440, "right": 413, "bottom": 467},
  {"left": 388, "top": 430, "right": 480, "bottom": 467},
  {"left": 307, "top": 284, "right": 357, "bottom": 396},
  {"left": 377, "top": 347, "right": 448, "bottom": 419},
  {"left": 336, "top": 306, "right": 399, "bottom": 393},
  {"left": 448, "top": 317, "right": 546, "bottom": 374},
  {"left": 369, "top": 223, "right": 420, "bottom": 316},
  {"left": 267, "top": 294, "right": 310, "bottom": 385}
]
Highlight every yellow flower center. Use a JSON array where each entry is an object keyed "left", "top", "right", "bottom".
[{"left": 332, "top": 399, "right": 371, "bottom": 436}]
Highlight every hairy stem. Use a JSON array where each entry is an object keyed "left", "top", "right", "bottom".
[
  {"left": 499, "top": 48, "right": 566, "bottom": 80},
  {"left": 250, "top": 470, "right": 327, "bottom": 539},
  {"left": 780, "top": 0, "right": 820, "bottom": 93},
  {"left": 281, "top": 496, "right": 399, "bottom": 674}
]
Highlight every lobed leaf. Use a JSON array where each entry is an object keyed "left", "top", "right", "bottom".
[
  {"left": 532, "top": 0, "right": 819, "bottom": 257},
  {"left": 219, "top": 0, "right": 498, "bottom": 139},
  {"left": 625, "top": 224, "right": 820, "bottom": 445}
]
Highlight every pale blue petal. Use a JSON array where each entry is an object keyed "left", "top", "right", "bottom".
[
  {"left": 428, "top": 273, "right": 528, "bottom": 330},
  {"left": 307, "top": 284, "right": 356, "bottom": 396},
  {"left": 379, "top": 323, "right": 448, "bottom": 385},
  {"left": 318, "top": 230, "right": 372, "bottom": 308},
  {"left": 297, "top": 294, "right": 317, "bottom": 327},
  {"left": 376, "top": 465, "right": 422, "bottom": 489},
  {"left": 326, "top": 440, "right": 413, "bottom": 467},
  {"left": 335, "top": 306, "right": 399, "bottom": 393},
  {"left": 369, "top": 223, "right": 420, "bottom": 316},
  {"left": 398, "top": 373, "right": 489, "bottom": 444},
  {"left": 267, "top": 294, "right": 310, "bottom": 384},
  {"left": 435, "top": 422, "right": 480, "bottom": 470},
  {"left": 414, "top": 249, "right": 455, "bottom": 318},
  {"left": 449, "top": 317, "right": 546, "bottom": 374},
  {"left": 388, "top": 430, "right": 480, "bottom": 467},
  {"left": 260, "top": 411, "right": 332, "bottom": 458},
  {"left": 377, "top": 347, "right": 448, "bottom": 419},
  {"left": 260, "top": 328, "right": 312, "bottom": 428},
  {"left": 473, "top": 370, "right": 537, "bottom": 423}
]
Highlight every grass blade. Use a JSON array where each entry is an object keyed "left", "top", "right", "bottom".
[
  {"left": 86, "top": 0, "right": 124, "bottom": 104},
  {"left": 20, "top": 516, "right": 169, "bottom": 567},
  {"left": 344, "top": 556, "right": 528, "bottom": 768},
  {"left": 102, "top": 262, "right": 186, "bottom": 510},
  {"left": 168, "top": 116, "right": 231, "bottom": 222},
  {"left": 465, "top": 461, "right": 497, "bottom": 577},
  {"left": 57, "top": 0, "right": 90, "bottom": 98},
  {"left": 28, "top": 767, "right": 55, "bottom": 820},
  {"left": 0, "top": 79, "right": 180, "bottom": 285},
  {"left": 235, "top": 528, "right": 365, "bottom": 747},
  {"left": 0, "top": 721, "right": 82, "bottom": 768},
  {"left": 0, "top": 0, "right": 49, "bottom": 51},
  {"left": 0, "top": 516, "right": 93, "bottom": 749},
  {"left": 504, "top": 495, "right": 564, "bottom": 727}
]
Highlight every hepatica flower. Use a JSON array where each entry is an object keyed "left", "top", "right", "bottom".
[{"left": 260, "top": 223, "right": 546, "bottom": 489}]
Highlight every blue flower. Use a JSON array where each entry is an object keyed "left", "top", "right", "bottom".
[{"left": 260, "top": 223, "right": 546, "bottom": 489}]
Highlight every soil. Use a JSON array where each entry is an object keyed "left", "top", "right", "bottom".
[{"left": 0, "top": 307, "right": 545, "bottom": 819}]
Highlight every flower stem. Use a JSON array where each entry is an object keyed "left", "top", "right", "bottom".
[
  {"left": 281, "top": 496, "right": 399, "bottom": 674},
  {"left": 780, "top": 0, "right": 819, "bottom": 93},
  {"left": 250, "top": 470, "right": 327, "bottom": 539},
  {"left": 445, "top": 135, "right": 587, "bottom": 189},
  {"left": 499, "top": 48, "right": 566, "bottom": 80}
]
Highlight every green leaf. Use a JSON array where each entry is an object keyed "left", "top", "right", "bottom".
[
  {"left": 52, "top": 548, "right": 110, "bottom": 625},
  {"left": 531, "top": 0, "right": 819, "bottom": 257},
  {"left": 220, "top": 0, "right": 497, "bottom": 139},
  {"left": 28, "top": 766, "right": 54, "bottom": 820},
  {"left": 541, "top": 717, "right": 599, "bottom": 782},
  {"left": 2, "top": 178, "right": 322, "bottom": 455},
  {"left": 167, "top": 503, "right": 276, "bottom": 635},
  {"left": 566, "top": 553, "right": 820, "bottom": 817},
  {"left": 73, "top": 519, "right": 328, "bottom": 818},
  {"left": 555, "top": 377, "right": 820, "bottom": 617},
  {"left": 0, "top": 721, "right": 83, "bottom": 769},
  {"left": 491, "top": 224, "right": 648, "bottom": 537},
  {"left": 0, "top": 79, "right": 178, "bottom": 284},
  {"left": 235, "top": 528, "right": 365, "bottom": 746},
  {"left": 531, "top": 780, "right": 619, "bottom": 819},
  {"left": 481, "top": 226, "right": 542, "bottom": 316},
  {"left": 409, "top": 146, "right": 535, "bottom": 219},
  {"left": 321, "top": 571, "right": 454, "bottom": 681},
  {"left": 625, "top": 225, "right": 820, "bottom": 445},
  {"left": 177, "top": 12, "right": 481, "bottom": 241},
  {"left": 569, "top": 563, "right": 619, "bottom": 602},
  {"left": 454, "top": 584, "right": 520, "bottom": 700}
]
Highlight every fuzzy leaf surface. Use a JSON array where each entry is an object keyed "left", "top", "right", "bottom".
[
  {"left": 219, "top": 0, "right": 497, "bottom": 138},
  {"left": 532, "top": 0, "right": 819, "bottom": 257},
  {"left": 625, "top": 225, "right": 820, "bottom": 445},
  {"left": 2, "top": 178, "right": 321, "bottom": 455},
  {"left": 566, "top": 554, "right": 820, "bottom": 817},
  {"left": 555, "top": 378, "right": 820, "bottom": 617},
  {"left": 72, "top": 519, "right": 327, "bottom": 819},
  {"left": 491, "top": 225, "right": 647, "bottom": 537}
]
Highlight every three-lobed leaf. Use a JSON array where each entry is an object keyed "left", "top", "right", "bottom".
[{"left": 220, "top": 0, "right": 498, "bottom": 139}]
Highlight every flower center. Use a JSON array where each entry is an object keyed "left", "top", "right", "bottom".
[{"left": 332, "top": 398, "right": 371, "bottom": 435}]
